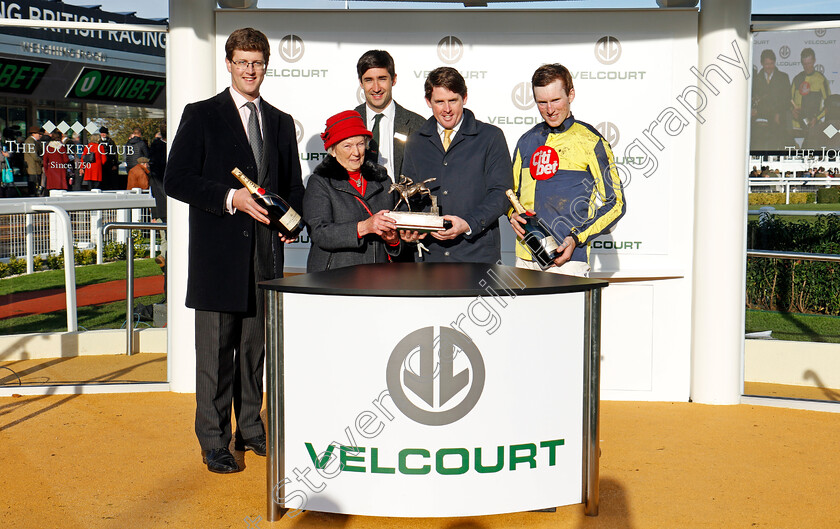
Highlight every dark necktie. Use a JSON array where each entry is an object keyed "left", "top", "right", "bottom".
[
  {"left": 245, "top": 101, "right": 272, "bottom": 279},
  {"left": 245, "top": 101, "right": 263, "bottom": 177},
  {"left": 371, "top": 113, "right": 384, "bottom": 154}
]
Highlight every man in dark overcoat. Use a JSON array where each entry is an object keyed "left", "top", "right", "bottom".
[
  {"left": 401, "top": 67, "right": 511, "bottom": 263},
  {"left": 164, "top": 27, "right": 304, "bottom": 474}
]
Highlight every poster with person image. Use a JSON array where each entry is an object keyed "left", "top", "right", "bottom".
[{"left": 751, "top": 28, "right": 838, "bottom": 153}]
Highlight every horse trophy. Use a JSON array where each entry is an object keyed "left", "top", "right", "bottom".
[{"left": 387, "top": 175, "right": 452, "bottom": 232}]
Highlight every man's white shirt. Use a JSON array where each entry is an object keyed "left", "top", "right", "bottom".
[{"left": 365, "top": 101, "right": 396, "bottom": 181}]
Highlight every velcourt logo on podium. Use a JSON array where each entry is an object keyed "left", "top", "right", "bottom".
[
  {"left": 386, "top": 326, "right": 485, "bottom": 426},
  {"left": 279, "top": 34, "right": 305, "bottom": 63},
  {"left": 437, "top": 36, "right": 464, "bottom": 64}
]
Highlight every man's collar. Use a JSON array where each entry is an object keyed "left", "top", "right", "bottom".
[
  {"left": 545, "top": 113, "right": 575, "bottom": 134},
  {"left": 229, "top": 86, "right": 261, "bottom": 110},
  {"left": 436, "top": 113, "right": 465, "bottom": 136},
  {"left": 367, "top": 100, "right": 395, "bottom": 121}
]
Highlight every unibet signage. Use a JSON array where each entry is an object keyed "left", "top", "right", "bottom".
[
  {"left": 68, "top": 67, "right": 164, "bottom": 105},
  {"left": 0, "top": 58, "right": 49, "bottom": 95}
]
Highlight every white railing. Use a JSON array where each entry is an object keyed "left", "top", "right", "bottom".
[
  {"left": 748, "top": 177, "right": 840, "bottom": 204},
  {"left": 748, "top": 207, "right": 840, "bottom": 217},
  {"left": 0, "top": 190, "right": 158, "bottom": 273}
]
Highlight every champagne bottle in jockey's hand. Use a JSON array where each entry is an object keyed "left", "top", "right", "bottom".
[{"left": 506, "top": 189, "right": 560, "bottom": 270}]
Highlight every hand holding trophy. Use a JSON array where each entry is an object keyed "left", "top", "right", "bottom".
[{"left": 387, "top": 175, "right": 453, "bottom": 232}]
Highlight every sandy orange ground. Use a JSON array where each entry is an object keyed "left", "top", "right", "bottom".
[
  {"left": 1, "top": 393, "right": 839, "bottom": 529},
  {"left": 0, "top": 353, "right": 167, "bottom": 386}
]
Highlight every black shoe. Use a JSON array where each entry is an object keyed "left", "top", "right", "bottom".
[
  {"left": 202, "top": 447, "right": 240, "bottom": 473},
  {"left": 234, "top": 433, "right": 267, "bottom": 456}
]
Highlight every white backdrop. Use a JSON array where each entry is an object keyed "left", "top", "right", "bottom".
[
  {"left": 216, "top": 9, "right": 699, "bottom": 276},
  {"left": 208, "top": 9, "right": 702, "bottom": 402}
]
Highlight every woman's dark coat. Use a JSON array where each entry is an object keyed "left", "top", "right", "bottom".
[{"left": 303, "top": 156, "right": 400, "bottom": 273}]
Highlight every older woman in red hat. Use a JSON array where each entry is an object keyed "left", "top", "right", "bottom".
[{"left": 303, "top": 110, "right": 404, "bottom": 272}]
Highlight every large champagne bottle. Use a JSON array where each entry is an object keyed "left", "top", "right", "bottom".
[
  {"left": 231, "top": 168, "right": 303, "bottom": 239},
  {"left": 506, "top": 189, "right": 560, "bottom": 270}
]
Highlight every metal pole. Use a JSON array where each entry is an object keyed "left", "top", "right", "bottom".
[
  {"left": 25, "top": 213, "right": 34, "bottom": 274},
  {"left": 126, "top": 229, "right": 135, "bottom": 355},
  {"left": 104, "top": 222, "right": 167, "bottom": 356},
  {"left": 583, "top": 287, "right": 602, "bottom": 516},
  {"left": 95, "top": 210, "right": 104, "bottom": 265},
  {"left": 266, "top": 291, "right": 285, "bottom": 521}
]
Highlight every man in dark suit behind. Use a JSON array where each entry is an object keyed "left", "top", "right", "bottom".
[
  {"left": 164, "top": 27, "right": 304, "bottom": 474},
  {"left": 354, "top": 49, "right": 426, "bottom": 182},
  {"left": 355, "top": 50, "right": 426, "bottom": 261}
]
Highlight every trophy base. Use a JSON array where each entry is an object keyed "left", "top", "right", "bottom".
[{"left": 389, "top": 211, "right": 452, "bottom": 232}]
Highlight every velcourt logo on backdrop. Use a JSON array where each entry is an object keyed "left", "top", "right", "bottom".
[
  {"left": 511, "top": 82, "right": 535, "bottom": 111},
  {"left": 437, "top": 36, "right": 464, "bottom": 64},
  {"left": 266, "top": 35, "right": 327, "bottom": 78},
  {"left": 595, "top": 36, "right": 621, "bottom": 65},
  {"left": 294, "top": 119, "right": 304, "bottom": 144},
  {"left": 779, "top": 45, "right": 791, "bottom": 59},
  {"left": 574, "top": 36, "right": 646, "bottom": 81},
  {"left": 279, "top": 34, "right": 305, "bottom": 62},
  {"left": 386, "top": 326, "right": 485, "bottom": 426},
  {"left": 596, "top": 122, "right": 620, "bottom": 148},
  {"left": 486, "top": 82, "right": 539, "bottom": 126}
]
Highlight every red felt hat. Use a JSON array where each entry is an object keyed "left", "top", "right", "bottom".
[{"left": 321, "top": 110, "right": 371, "bottom": 150}]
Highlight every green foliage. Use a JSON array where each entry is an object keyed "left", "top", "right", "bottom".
[
  {"left": 103, "top": 241, "right": 125, "bottom": 261},
  {"left": 1, "top": 236, "right": 152, "bottom": 279},
  {"left": 789, "top": 192, "right": 815, "bottom": 204},
  {"left": 748, "top": 192, "right": 815, "bottom": 205},
  {"left": 1, "top": 256, "right": 26, "bottom": 277},
  {"left": 747, "top": 214, "right": 840, "bottom": 316},
  {"left": 75, "top": 248, "right": 96, "bottom": 266},
  {"left": 46, "top": 252, "right": 64, "bottom": 270},
  {"left": 816, "top": 187, "right": 840, "bottom": 204},
  {"left": 101, "top": 117, "right": 165, "bottom": 157}
]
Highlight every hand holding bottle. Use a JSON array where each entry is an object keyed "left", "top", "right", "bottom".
[
  {"left": 232, "top": 186, "right": 270, "bottom": 224},
  {"left": 552, "top": 236, "right": 576, "bottom": 267},
  {"left": 506, "top": 189, "right": 561, "bottom": 270},
  {"left": 231, "top": 168, "right": 303, "bottom": 240},
  {"left": 509, "top": 211, "right": 528, "bottom": 237}
]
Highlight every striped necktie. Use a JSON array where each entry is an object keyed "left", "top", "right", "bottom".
[{"left": 245, "top": 101, "right": 263, "bottom": 177}]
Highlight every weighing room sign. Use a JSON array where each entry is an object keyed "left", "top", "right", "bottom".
[
  {"left": 0, "top": 58, "right": 49, "bottom": 95},
  {"left": 67, "top": 67, "right": 164, "bottom": 105}
]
